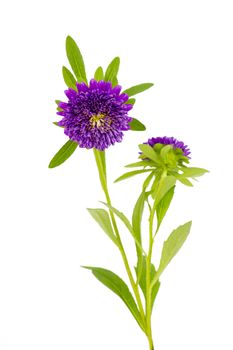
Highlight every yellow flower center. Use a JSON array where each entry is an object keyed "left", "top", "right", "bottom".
[{"left": 90, "top": 113, "right": 111, "bottom": 129}]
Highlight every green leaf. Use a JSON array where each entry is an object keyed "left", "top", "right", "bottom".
[
  {"left": 135, "top": 256, "right": 160, "bottom": 311},
  {"left": 155, "top": 176, "right": 176, "bottom": 206},
  {"left": 66, "top": 35, "right": 87, "bottom": 83},
  {"left": 143, "top": 172, "right": 155, "bottom": 190},
  {"left": 178, "top": 177, "right": 193, "bottom": 187},
  {"left": 112, "top": 76, "right": 118, "bottom": 87},
  {"left": 94, "top": 66, "right": 104, "bottom": 81},
  {"left": 104, "top": 57, "right": 120, "bottom": 83},
  {"left": 139, "top": 144, "right": 160, "bottom": 164},
  {"left": 62, "top": 66, "right": 77, "bottom": 89},
  {"left": 129, "top": 118, "right": 146, "bottom": 131},
  {"left": 101, "top": 202, "right": 144, "bottom": 254},
  {"left": 156, "top": 186, "right": 175, "bottom": 230},
  {"left": 83, "top": 266, "right": 145, "bottom": 332},
  {"left": 125, "top": 98, "right": 136, "bottom": 105},
  {"left": 132, "top": 191, "right": 146, "bottom": 283},
  {"left": 125, "top": 161, "right": 153, "bottom": 168},
  {"left": 153, "top": 221, "right": 192, "bottom": 285},
  {"left": 123, "top": 83, "right": 154, "bottom": 97},
  {"left": 87, "top": 208, "right": 118, "bottom": 246},
  {"left": 114, "top": 169, "right": 152, "bottom": 183},
  {"left": 55, "top": 100, "right": 61, "bottom": 105},
  {"left": 48, "top": 140, "right": 78, "bottom": 168},
  {"left": 180, "top": 167, "right": 209, "bottom": 178}
]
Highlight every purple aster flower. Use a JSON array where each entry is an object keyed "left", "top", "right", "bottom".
[
  {"left": 147, "top": 136, "right": 191, "bottom": 158},
  {"left": 57, "top": 79, "right": 133, "bottom": 150}
]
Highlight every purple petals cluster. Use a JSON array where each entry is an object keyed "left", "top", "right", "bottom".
[
  {"left": 57, "top": 79, "right": 133, "bottom": 150},
  {"left": 147, "top": 136, "right": 191, "bottom": 158}
]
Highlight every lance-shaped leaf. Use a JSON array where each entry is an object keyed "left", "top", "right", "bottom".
[
  {"left": 139, "top": 144, "right": 160, "bottom": 164},
  {"left": 62, "top": 66, "right": 77, "bottom": 90},
  {"left": 48, "top": 140, "right": 78, "bottom": 168},
  {"left": 104, "top": 57, "right": 120, "bottom": 83},
  {"left": 101, "top": 202, "right": 144, "bottom": 254},
  {"left": 83, "top": 266, "right": 146, "bottom": 332},
  {"left": 156, "top": 186, "right": 175, "bottom": 230},
  {"left": 114, "top": 169, "right": 152, "bottom": 183},
  {"left": 154, "top": 176, "right": 176, "bottom": 206},
  {"left": 177, "top": 177, "right": 193, "bottom": 187},
  {"left": 179, "top": 167, "right": 209, "bottom": 178},
  {"left": 123, "top": 83, "right": 153, "bottom": 97},
  {"left": 132, "top": 191, "right": 146, "bottom": 283},
  {"left": 151, "top": 221, "right": 192, "bottom": 288},
  {"left": 135, "top": 256, "right": 160, "bottom": 311},
  {"left": 125, "top": 160, "right": 154, "bottom": 168},
  {"left": 87, "top": 208, "right": 118, "bottom": 246},
  {"left": 125, "top": 98, "right": 136, "bottom": 105},
  {"left": 129, "top": 118, "right": 146, "bottom": 131},
  {"left": 94, "top": 66, "right": 104, "bottom": 81},
  {"left": 66, "top": 35, "right": 87, "bottom": 83}
]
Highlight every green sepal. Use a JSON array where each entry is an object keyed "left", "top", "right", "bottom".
[
  {"left": 139, "top": 144, "right": 160, "bottom": 164},
  {"left": 123, "top": 83, "right": 153, "bottom": 97},
  {"left": 66, "top": 35, "right": 87, "bottom": 83},
  {"left": 104, "top": 57, "right": 120, "bottom": 83},
  {"left": 62, "top": 66, "right": 77, "bottom": 89},
  {"left": 125, "top": 98, "right": 136, "bottom": 105},
  {"left": 48, "top": 140, "right": 78, "bottom": 168},
  {"left": 94, "top": 66, "right": 104, "bottom": 81},
  {"left": 82, "top": 266, "right": 146, "bottom": 332},
  {"left": 87, "top": 208, "right": 118, "bottom": 246},
  {"left": 129, "top": 118, "right": 146, "bottom": 131}
]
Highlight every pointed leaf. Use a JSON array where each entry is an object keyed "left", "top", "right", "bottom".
[
  {"left": 139, "top": 144, "right": 160, "bottom": 163},
  {"left": 156, "top": 186, "right": 175, "bottom": 230},
  {"left": 104, "top": 57, "right": 120, "bottom": 83},
  {"left": 62, "top": 66, "right": 77, "bottom": 89},
  {"left": 94, "top": 66, "right": 104, "bottom": 81},
  {"left": 83, "top": 266, "right": 145, "bottom": 332},
  {"left": 125, "top": 161, "right": 153, "bottom": 168},
  {"left": 154, "top": 176, "right": 176, "bottom": 206},
  {"left": 87, "top": 208, "right": 118, "bottom": 246},
  {"left": 129, "top": 118, "right": 146, "bottom": 131},
  {"left": 178, "top": 177, "right": 193, "bottom": 186},
  {"left": 123, "top": 83, "right": 153, "bottom": 97},
  {"left": 125, "top": 98, "right": 136, "bottom": 105},
  {"left": 180, "top": 167, "right": 209, "bottom": 178},
  {"left": 132, "top": 191, "right": 146, "bottom": 282},
  {"left": 66, "top": 35, "right": 87, "bottom": 83},
  {"left": 48, "top": 140, "right": 78, "bottom": 168},
  {"left": 115, "top": 169, "right": 152, "bottom": 183},
  {"left": 135, "top": 256, "right": 160, "bottom": 311},
  {"left": 152, "top": 221, "right": 192, "bottom": 286}
]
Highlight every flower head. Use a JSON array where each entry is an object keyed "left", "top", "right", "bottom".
[
  {"left": 147, "top": 136, "right": 191, "bottom": 158},
  {"left": 57, "top": 79, "right": 133, "bottom": 150}
]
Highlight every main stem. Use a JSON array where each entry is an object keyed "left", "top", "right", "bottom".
[{"left": 94, "top": 150, "right": 146, "bottom": 330}]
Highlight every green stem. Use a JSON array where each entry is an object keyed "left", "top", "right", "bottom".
[{"left": 93, "top": 149, "right": 146, "bottom": 331}]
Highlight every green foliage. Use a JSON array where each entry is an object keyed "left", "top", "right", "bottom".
[
  {"left": 153, "top": 221, "right": 192, "bottom": 285},
  {"left": 125, "top": 98, "right": 136, "bottom": 105},
  {"left": 115, "top": 169, "right": 151, "bottom": 183},
  {"left": 66, "top": 35, "right": 87, "bottom": 83},
  {"left": 129, "top": 118, "right": 146, "bottom": 131},
  {"left": 135, "top": 256, "right": 160, "bottom": 311},
  {"left": 139, "top": 144, "right": 160, "bottom": 164},
  {"left": 104, "top": 57, "right": 120, "bottom": 83},
  {"left": 154, "top": 176, "right": 176, "bottom": 206},
  {"left": 48, "top": 140, "right": 78, "bottom": 168},
  {"left": 123, "top": 83, "right": 154, "bottom": 97},
  {"left": 179, "top": 167, "right": 209, "bottom": 178},
  {"left": 94, "top": 66, "right": 104, "bottom": 81},
  {"left": 87, "top": 208, "right": 118, "bottom": 246},
  {"left": 83, "top": 266, "right": 145, "bottom": 332},
  {"left": 156, "top": 186, "right": 175, "bottom": 230},
  {"left": 132, "top": 191, "right": 146, "bottom": 283},
  {"left": 62, "top": 66, "right": 77, "bottom": 89}
]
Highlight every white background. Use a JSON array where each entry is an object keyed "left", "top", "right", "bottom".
[{"left": 0, "top": 0, "right": 233, "bottom": 349}]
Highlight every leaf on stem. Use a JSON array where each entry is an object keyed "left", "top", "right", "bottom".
[
  {"left": 94, "top": 66, "right": 104, "bottom": 81},
  {"left": 115, "top": 169, "right": 152, "bottom": 183},
  {"left": 66, "top": 35, "right": 87, "bottom": 83},
  {"left": 154, "top": 176, "right": 176, "bottom": 206},
  {"left": 179, "top": 167, "right": 209, "bottom": 178},
  {"left": 129, "top": 118, "right": 146, "bottom": 131},
  {"left": 87, "top": 208, "right": 118, "bottom": 246},
  {"left": 123, "top": 83, "right": 154, "bottom": 97},
  {"left": 48, "top": 140, "right": 78, "bottom": 168},
  {"left": 156, "top": 186, "right": 175, "bottom": 230},
  {"left": 139, "top": 144, "right": 160, "bottom": 164},
  {"left": 125, "top": 98, "right": 136, "bottom": 105},
  {"left": 82, "top": 266, "right": 145, "bottom": 332},
  {"left": 104, "top": 57, "right": 120, "bottom": 83},
  {"left": 62, "top": 66, "right": 77, "bottom": 90}
]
